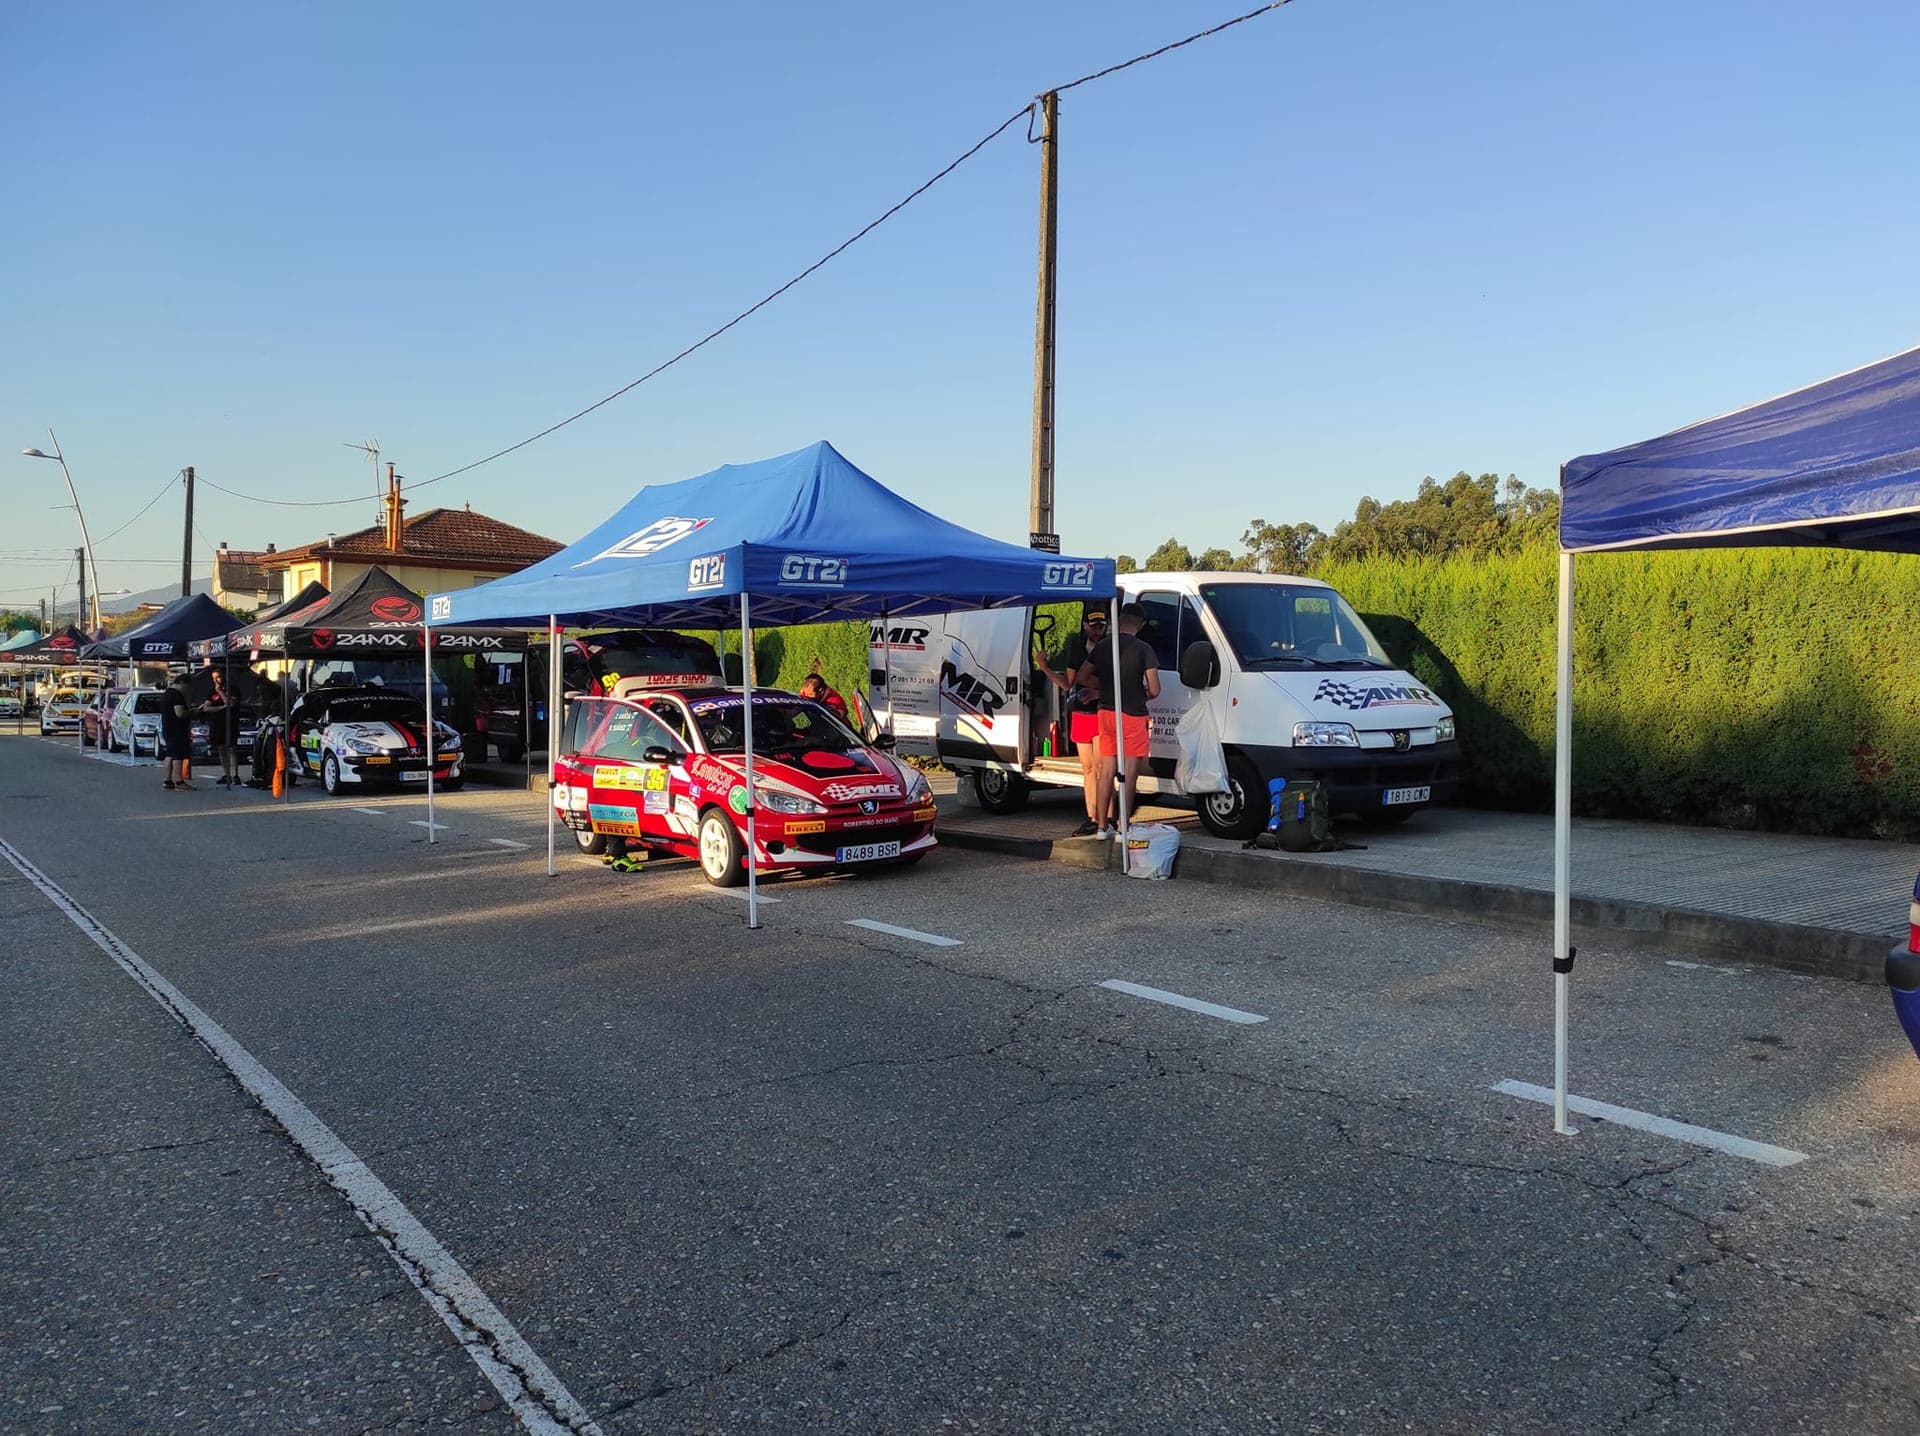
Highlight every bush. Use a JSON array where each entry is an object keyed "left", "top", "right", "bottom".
[{"left": 1326, "top": 547, "right": 1920, "bottom": 838}]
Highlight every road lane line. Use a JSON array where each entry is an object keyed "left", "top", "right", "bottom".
[
  {"left": 0, "top": 836, "right": 603, "bottom": 1436},
  {"left": 1099, "top": 978, "right": 1267, "bottom": 1025},
  {"left": 716, "top": 887, "right": 781, "bottom": 904},
  {"left": 1491, "top": 1079, "right": 1808, "bottom": 1167},
  {"left": 353, "top": 807, "right": 389, "bottom": 816},
  {"left": 487, "top": 837, "right": 530, "bottom": 850},
  {"left": 410, "top": 820, "right": 448, "bottom": 832},
  {"left": 848, "top": 918, "right": 958, "bottom": 947}
]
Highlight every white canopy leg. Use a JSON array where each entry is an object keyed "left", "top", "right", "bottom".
[
  {"left": 1110, "top": 596, "right": 1129, "bottom": 861},
  {"left": 546, "top": 615, "right": 560, "bottom": 878},
  {"left": 424, "top": 626, "right": 436, "bottom": 845},
  {"left": 742, "top": 592, "right": 760, "bottom": 930},
  {"left": 1553, "top": 548, "right": 1576, "bottom": 1136}
]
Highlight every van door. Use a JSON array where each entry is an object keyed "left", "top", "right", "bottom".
[
  {"left": 1130, "top": 588, "right": 1209, "bottom": 783},
  {"left": 934, "top": 608, "right": 1029, "bottom": 768}
]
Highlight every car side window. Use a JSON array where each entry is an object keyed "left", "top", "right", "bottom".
[
  {"left": 1134, "top": 591, "right": 1183, "bottom": 670},
  {"left": 641, "top": 699, "right": 693, "bottom": 746}
]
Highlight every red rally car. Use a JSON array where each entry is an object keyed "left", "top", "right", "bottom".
[{"left": 553, "top": 686, "right": 937, "bottom": 885}]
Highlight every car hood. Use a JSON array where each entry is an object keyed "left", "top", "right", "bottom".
[{"left": 737, "top": 745, "right": 913, "bottom": 807}]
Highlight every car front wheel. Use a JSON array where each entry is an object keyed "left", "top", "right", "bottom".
[
  {"left": 322, "top": 752, "right": 343, "bottom": 795},
  {"left": 697, "top": 809, "right": 744, "bottom": 887},
  {"left": 1196, "top": 754, "right": 1268, "bottom": 841}
]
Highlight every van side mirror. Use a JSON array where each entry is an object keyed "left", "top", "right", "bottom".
[
  {"left": 1179, "top": 640, "right": 1221, "bottom": 690},
  {"left": 642, "top": 745, "right": 674, "bottom": 765}
]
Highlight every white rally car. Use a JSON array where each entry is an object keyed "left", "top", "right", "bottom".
[{"left": 286, "top": 684, "right": 463, "bottom": 795}]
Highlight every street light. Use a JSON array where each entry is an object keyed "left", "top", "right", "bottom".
[{"left": 22, "top": 431, "right": 103, "bottom": 635}]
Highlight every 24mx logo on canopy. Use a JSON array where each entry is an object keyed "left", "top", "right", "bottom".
[
  {"left": 368, "top": 595, "right": 422, "bottom": 625},
  {"left": 581, "top": 516, "right": 714, "bottom": 566}
]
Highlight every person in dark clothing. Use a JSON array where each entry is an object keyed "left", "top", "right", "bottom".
[
  {"left": 1071, "top": 603, "right": 1160, "bottom": 834},
  {"left": 160, "top": 678, "right": 193, "bottom": 790},
  {"left": 200, "top": 669, "right": 241, "bottom": 786},
  {"left": 1033, "top": 610, "right": 1108, "bottom": 836}
]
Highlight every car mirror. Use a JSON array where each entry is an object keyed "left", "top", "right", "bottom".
[
  {"left": 642, "top": 745, "right": 674, "bottom": 764},
  {"left": 1179, "top": 640, "right": 1221, "bottom": 690},
  {"left": 873, "top": 733, "right": 897, "bottom": 750}
]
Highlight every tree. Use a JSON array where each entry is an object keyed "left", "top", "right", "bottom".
[
  {"left": 1142, "top": 537, "right": 1195, "bottom": 572},
  {"left": 0, "top": 610, "right": 37, "bottom": 634},
  {"left": 1319, "top": 472, "right": 1559, "bottom": 563},
  {"left": 1114, "top": 554, "right": 1137, "bottom": 574},
  {"left": 1193, "top": 547, "right": 1237, "bottom": 571},
  {"left": 1240, "top": 519, "right": 1325, "bottom": 574}
]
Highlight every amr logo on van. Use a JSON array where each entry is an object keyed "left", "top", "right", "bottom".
[
  {"left": 870, "top": 622, "right": 930, "bottom": 652},
  {"left": 938, "top": 638, "right": 1004, "bottom": 722}
]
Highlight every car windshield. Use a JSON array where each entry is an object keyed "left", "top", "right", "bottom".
[
  {"left": 691, "top": 696, "right": 858, "bottom": 754},
  {"left": 331, "top": 696, "right": 424, "bottom": 725},
  {"left": 590, "top": 636, "right": 723, "bottom": 685},
  {"left": 1199, "top": 582, "right": 1393, "bottom": 670},
  {"left": 132, "top": 694, "right": 165, "bottom": 714}
]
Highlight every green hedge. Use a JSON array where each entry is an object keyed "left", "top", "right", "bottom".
[{"left": 1324, "top": 547, "right": 1920, "bottom": 839}]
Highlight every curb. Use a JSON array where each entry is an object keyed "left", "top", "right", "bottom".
[{"left": 937, "top": 826, "right": 1891, "bottom": 983}]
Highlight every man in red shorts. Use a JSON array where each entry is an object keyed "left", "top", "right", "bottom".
[
  {"left": 1034, "top": 610, "right": 1108, "bottom": 836},
  {"left": 1072, "top": 602, "right": 1159, "bottom": 837}
]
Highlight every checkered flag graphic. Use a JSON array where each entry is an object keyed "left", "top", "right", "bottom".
[{"left": 1313, "top": 679, "right": 1369, "bottom": 709}]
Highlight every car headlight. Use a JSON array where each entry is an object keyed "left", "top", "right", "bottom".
[
  {"left": 902, "top": 767, "right": 932, "bottom": 803},
  {"left": 435, "top": 728, "right": 461, "bottom": 751},
  {"left": 1292, "top": 721, "right": 1359, "bottom": 748},
  {"left": 1435, "top": 716, "right": 1456, "bottom": 743},
  {"left": 757, "top": 787, "right": 827, "bottom": 815},
  {"left": 346, "top": 737, "right": 384, "bottom": 755}
]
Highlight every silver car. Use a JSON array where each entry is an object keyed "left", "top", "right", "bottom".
[{"left": 109, "top": 688, "right": 167, "bottom": 756}]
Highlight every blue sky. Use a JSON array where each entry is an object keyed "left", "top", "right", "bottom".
[{"left": 5, "top": 0, "right": 1918, "bottom": 608}]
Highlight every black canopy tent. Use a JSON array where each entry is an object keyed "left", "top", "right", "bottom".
[
  {"left": 83, "top": 593, "right": 237, "bottom": 664},
  {"left": 279, "top": 567, "right": 526, "bottom": 659},
  {"left": 192, "top": 580, "right": 330, "bottom": 661}
]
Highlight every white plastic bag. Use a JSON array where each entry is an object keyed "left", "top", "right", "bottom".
[
  {"left": 1123, "top": 822, "right": 1181, "bottom": 879},
  {"left": 1175, "top": 702, "right": 1227, "bottom": 794}
]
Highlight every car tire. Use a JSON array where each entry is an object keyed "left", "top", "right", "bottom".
[
  {"left": 498, "top": 742, "right": 525, "bottom": 764},
  {"left": 1197, "top": 754, "right": 1268, "bottom": 841},
  {"left": 574, "top": 827, "right": 606, "bottom": 856},
  {"left": 973, "top": 767, "right": 1030, "bottom": 814},
  {"left": 697, "top": 808, "right": 745, "bottom": 887},
  {"left": 322, "top": 752, "right": 343, "bottom": 796}
]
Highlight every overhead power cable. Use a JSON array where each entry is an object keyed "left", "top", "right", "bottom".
[
  {"left": 411, "top": 103, "right": 1038, "bottom": 492},
  {"left": 1053, "top": 0, "right": 1294, "bottom": 93},
  {"left": 95, "top": 470, "right": 184, "bottom": 546},
  {"left": 197, "top": 475, "right": 375, "bottom": 509}
]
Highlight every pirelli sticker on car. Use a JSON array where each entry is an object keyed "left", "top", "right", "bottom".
[
  {"left": 785, "top": 820, "right": 827, "bottom": 835},
  {"left": 597, "top": 767, "right": 646, "bottom": 791}
]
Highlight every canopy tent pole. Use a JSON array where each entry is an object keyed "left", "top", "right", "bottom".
[
  {"left": 424, "top": 625, "right": 437, "bottom": 845},
  {"left": 1109, "top": 594, "right": 1129, "bottom": 856},
  {"left": 546, "top": 615, "right": 560, "bottom": 877},
  {"left": 742, "top": 592, "right": 760, "bottom": 930},
  {"left": 1552, "top": 546, "right": 1576, "bottom": 1136},
  {"left": 880, "top": 604, "right": 892, "bottom": 740}
]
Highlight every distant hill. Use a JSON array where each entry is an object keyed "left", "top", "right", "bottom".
[{"left": 101, "top": 577, "right": 211, "bottom": 616}]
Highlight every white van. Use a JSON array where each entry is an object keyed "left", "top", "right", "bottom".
[{"left": 867, "top": 571, "right": 1462, "bottom": 839}]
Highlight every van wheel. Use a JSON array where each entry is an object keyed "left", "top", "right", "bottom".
[
  {"left": 1197, "top": 755, "right": 1266, "bottom": 840},
  {"left": 973, "top": 768, "right": 1029, "bottom": 814}
]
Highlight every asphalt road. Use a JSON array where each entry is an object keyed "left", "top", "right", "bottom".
[{"left": 4, "top": 732, "right": 1919, "bottom": 1434}]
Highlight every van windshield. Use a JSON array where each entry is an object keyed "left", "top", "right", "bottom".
[{"left": 1199, "top": 583, "right": 1392, "bottom": 670}]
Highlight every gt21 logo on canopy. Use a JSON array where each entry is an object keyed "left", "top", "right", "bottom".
[
  {"left": 778, "top": 554, "right": 847, "bottom": 587},
  {"left": 429, "top": 595, "right": 451, "bottom": 620},
  {"left": 687, "top": 553, "right": 727, "bottom": 590},
  {"left": 1041, "top": 561, "right": 1095, "bottom": 591},
  {"left": 579, "top": 516, "right": 713, "bottom": 566}
]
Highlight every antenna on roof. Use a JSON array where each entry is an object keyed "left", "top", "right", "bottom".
[{"left": 344, "top": 439, "right": 381, "bottom": 524}]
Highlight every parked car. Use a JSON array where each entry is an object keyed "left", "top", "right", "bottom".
[
  {"left": 473, "top": 629, "right": 723, "bottom": 763},
  {"left": 80, "top": 687, "right": 128, "bottom": 747},
  {"left": 1890, "top": 871, "right": 1920, "bottom": 1060},
  {"left": 188, "top": 705, "right": 262, "bottom": 761},
  {"left": 109, "top": 688, "right": 167, "bottom": 756},
  {"left": 0, "top": 693, "right": 21, "bottom": 719},
  {"left": 286, "top": 684, "right": 463, "bottom": 795},
  {"left": 552, "top": 686, "right": 936, "bottom": 885},
  {"left": 39, "top": 690, "right": 85, "bottom": 735}
]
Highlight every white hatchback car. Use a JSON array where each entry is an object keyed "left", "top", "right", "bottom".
[{"left": 109, "top": 688, "right": 168, "bottom": 756}]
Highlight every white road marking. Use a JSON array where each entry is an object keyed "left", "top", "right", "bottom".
[
  {"left": 717, "top": 887, "right": 781, "bottom": 904},
  {"left": 352, "top": 807, "right": 389, "bottom": 816},
  {"left": 847, "top": 917, "right": 959, "bottom": 947},
  {"left": 487, "top": 837, "right": 530, "bottom": 850},
  {"left": 0, "top": 837, "right": 602, "bottom": 1436},
  {"left": 1099, "top": 978, "right": 1268, "bottom": 1025},
  {"left": 1665, "top": 959, "right": 1751, "bottom": 977},
  {"left": 410, "top": 820, "right": 449, "bottom": 832},
  {"left": 1492, "top": 1079, "right": 1809, "bottom": 1167}
]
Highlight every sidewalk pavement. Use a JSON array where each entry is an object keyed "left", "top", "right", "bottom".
[{"left": 931, "top": 775, "right": 1916, "bottom": 982}]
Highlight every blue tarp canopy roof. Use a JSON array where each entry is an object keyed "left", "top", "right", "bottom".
[
  {"left": 429, "top": 441, "right": 1115, "bottom": 628},
  {"left": 1561, "top": 345, "right": 1920, "bottom": 554}
]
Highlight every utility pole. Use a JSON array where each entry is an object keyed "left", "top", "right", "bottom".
[
  {"left": 39, "top": 597, "right": 48, "bottom": 631},
  {"left": 76, "top": 548, "right": 88, "bottom": 635},
  {"left": 1028, "top": 89, "right": 1060, "bottom": 552},
  {"left": 181, "top": 466, "right": 196, "bottom": 597}
]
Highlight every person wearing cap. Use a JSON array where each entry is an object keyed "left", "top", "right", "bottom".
[
  {"left": 1071, "top": 602, "right": 1159, "bottom": 836},
  {"left": 1033, "top": 609, "right": 1109, "bottom": 836}
]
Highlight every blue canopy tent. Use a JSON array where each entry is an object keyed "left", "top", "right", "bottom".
[
  {"left": 428, "top": 440, "right": 1116, "bottom": 920},
  {"left": 1550, "top": 345, "right": 1920, "bottom": 1132}
]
